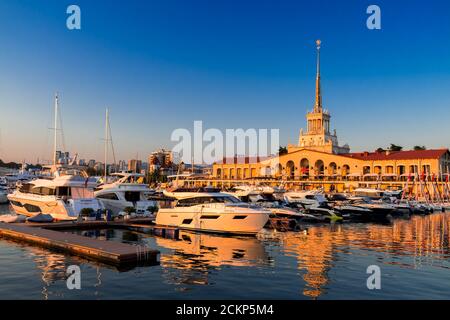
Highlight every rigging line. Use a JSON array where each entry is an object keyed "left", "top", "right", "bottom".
[
  {"left": 108, "top": 118, "right": 117, "bottom": 166},
  {"left": 58, "top": 103, "right": 67, "bottom": 152}
]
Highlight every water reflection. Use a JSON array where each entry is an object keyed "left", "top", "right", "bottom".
[
  {"left": 21, "top": 245, "right": 106, "bottom": 299},
  {"left": 277, "top": 213, "right": 450, "bottom": 298},
  {"left": 157, "top": 231, "right": 271, "bottom": 286},
  {"left": 1, "top": 209, "right": 449, "bottom": 299}
]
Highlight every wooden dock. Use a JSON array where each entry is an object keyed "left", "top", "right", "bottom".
[
  {"left": 0, "top": 224, "right": 159, "bottom": 266},
  {"left": 24, "top": 217, "right": 155, "bottom": 230}
]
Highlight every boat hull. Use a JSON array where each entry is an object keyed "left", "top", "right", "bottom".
[
  {"left": 7, "top": 193, "right": 103, "bottom": 221},
  {"left": 156, "top": 208, "right": 269, "bottom": 235}
]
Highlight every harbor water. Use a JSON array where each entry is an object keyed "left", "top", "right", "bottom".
[{"left": 0, "top": 203, "right": 449, "bottom": 299}]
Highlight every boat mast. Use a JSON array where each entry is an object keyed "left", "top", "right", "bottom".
[
  {"left": 104, "top": 108, "right": 109, "bottom": 182},
  {"left": 53, "top": 93, "right": 59, "bottom": 166}
]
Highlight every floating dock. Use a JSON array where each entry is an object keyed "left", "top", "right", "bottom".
[
  {"left": 23, "top": 217, "right": 154, "bottom": 229},
  {"left": 0, "top": 223, "right": 159, "bottom": 266}
]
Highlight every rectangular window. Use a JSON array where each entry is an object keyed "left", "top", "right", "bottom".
[{"left": 71, "top": 187, "right": 94, "bottom": 199}]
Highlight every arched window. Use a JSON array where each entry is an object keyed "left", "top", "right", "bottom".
[
  {"left": 314, "top": 160, "right": 324, "bottom": 176},
  {"left": 328, "top": 162, "right": 337, "bottom": 175},
  {"left": 286, "top": 161, "right": 295, "bottom": 178},
  {"left": 300, "top": 158, "right": 309, "bottom": 176}
]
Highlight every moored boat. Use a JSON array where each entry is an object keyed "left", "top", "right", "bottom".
[
  {"left": 156, "top": 191, "right": 270, "bottom": 235},
  {"left": 95, "top": 172, "right": 157, "bottom": 217},
  {"left": 7, "top": 167, "right": 104, "bottom": 221}
]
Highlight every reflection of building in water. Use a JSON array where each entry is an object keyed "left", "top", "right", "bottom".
[
  {"left": 25, "top": 246, "right": 70, "bottom": 299},
  {"left": 157, "top": 231, "right": 270, "bottom": 286},
  {"left": 280, "top": 213, "right": 450, "bottom": 299},
  {"left": 281, "top": 227, "right": 337, "bottom": 298}
]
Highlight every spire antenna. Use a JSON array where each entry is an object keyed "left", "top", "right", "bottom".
[{"left": 314, "top": 39, "right": 322, "bottom": 112}]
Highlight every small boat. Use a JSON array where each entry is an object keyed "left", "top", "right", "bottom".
[
  {"left": 26, "top": 213, "right": 54, "bottom": 223},
  {"left": 283, "top": 190, "right": 328, "bottom": 209},
  {"left": 353, "top": 188, "right": 385, "bottom": 200},
  {"left": 332, "top": 203, "right": 374, "bottom": 221},
  {"left": 347, "top": 197, "right": 396, "bottom": 221},
  {"left": 0, "top": 214, "right": 27, "bottom": 223}
]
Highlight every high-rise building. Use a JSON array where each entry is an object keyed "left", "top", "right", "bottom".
[
  {"left": 118, "top": 160, "right": 127, "bottom": 172},
  {"left": 148, "top": 149, "right": 173, "bottom": 171},
  {"left": 55, "top": 150, "right": 70, "bottom": 164},
  {"left": 128, "top": 159, "right": 142, "bottom": 173},
  {"left": 148, "top": 149, "right": 176, "bottom": 176},
  {"left": 88, "top": 159, "right": 96, "bottom": 168}
]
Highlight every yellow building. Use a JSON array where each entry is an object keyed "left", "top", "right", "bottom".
[{"left": 212, "top": 41, "right": 450, "bottom": 182}]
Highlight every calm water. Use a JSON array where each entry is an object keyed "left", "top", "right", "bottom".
[{"left": 1, "top": 203, "right": 449, "bottom": 299}]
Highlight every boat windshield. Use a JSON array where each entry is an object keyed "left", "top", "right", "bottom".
[
  {"left": 71, "top": 187, "right": 94, "bottom": 199},
  {"left": 176, "top": 195, "right": 241, "bottom": 207}
]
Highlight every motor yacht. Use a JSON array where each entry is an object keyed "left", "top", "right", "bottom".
[
  {"left": 7, "top": 167, "right": 104, "bottom": 221},
  {"left": 94, "top": 172, "right": 157, "bottom": 217},
  {"left": 233, "top": 191, "right": 323, "bottom": 223},
  {"left": 346, "top": 197, "right": 396, "bottom": 221},
  {"left": 353, "top": 188, "right": 385, "bottom": 200},
  {"left": 283, "top": 190, "right": 327, "bottom": 208},
  {"left": 156, "top": 191, "right": 270, "bottom": 235}
]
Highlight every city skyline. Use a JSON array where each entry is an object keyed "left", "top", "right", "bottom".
[{"left": 1, "top": 0, "right": 450, "bottom": 163}]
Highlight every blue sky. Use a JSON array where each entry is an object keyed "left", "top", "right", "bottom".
[{"left": 0, "top": 0, "right": 449, "bottom": 163}]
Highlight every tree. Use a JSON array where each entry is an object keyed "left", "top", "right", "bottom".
[
  {"left": 0, "top": 159, "right": 21, "bottom": 170},
  {"left": 413, "top": 145, "right": 426, "bottom": 151},
  {"left": 389, "top": 144, "right": 403, "bottom": 152},
  {"left": 85, "top": 167, "right": 98, "bottom": 176},
  {"left": 148, "top": 169, "right": 167, "bottom": 183},
  {"left": 375, "top": 147, "right": 385, "bottom": 153},
  {"left": 278, "top": 146, "right": 288, "bottom": 155}
]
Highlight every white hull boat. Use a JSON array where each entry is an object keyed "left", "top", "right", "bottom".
[
  {"left": 157, "top": 191, "right": 270, "bottom": 235},
  {"left": 7, "top": 167, "right": 104, "bottom": 221},
  {"left": 95, "top": 173, "right": 156, "bottom": 218}
]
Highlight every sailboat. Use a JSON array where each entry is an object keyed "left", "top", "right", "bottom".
[
  {"left": 7, "top": 93, "right": 104, "bottom": 221},
  {"left": 93, "top": 109, "right": 157, "bottom": 218}
]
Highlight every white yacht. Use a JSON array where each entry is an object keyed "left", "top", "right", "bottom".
[
  {"left": 7, "top": 167, "right": 104, "bottom": 221},
  {"left": 283, "top": 190, "right": 327, "bottom": 208},
  {"left": 156, "top": 191, "right": 270, "bottom": 235},
  {"left": 353, "top": 188, "right": 385, "bottom": 199},
  {"left": 94, "top": 172, "right": 157, "bottom": 217}
]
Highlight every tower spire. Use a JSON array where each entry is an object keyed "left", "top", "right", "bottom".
[{"left": 314, "top": 39, "right": 322, "bottom": 112}]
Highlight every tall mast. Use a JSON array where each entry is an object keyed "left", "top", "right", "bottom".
[
  {"left": 104, "top": 108, "right": 109, "bottom": 182},
  {"left": 314, "top": 39, "right": 322, "bottom": 112},
  {"left": 53, "top": 93, "right": 59, "bottom": 165}
]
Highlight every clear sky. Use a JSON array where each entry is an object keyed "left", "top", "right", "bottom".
[{"left": 0, "top": 0, "right": 449, "bottom": 163}]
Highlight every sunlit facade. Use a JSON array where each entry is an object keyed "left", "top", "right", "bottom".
[{"left": 212, "top": 41, "right": 450, "bottom": 181}]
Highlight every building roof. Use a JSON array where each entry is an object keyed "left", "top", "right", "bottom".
[
  {"left": 343, "top": 149, "right": 449, "bottom": 161},
  {"left": 216, "top": 156, "right": 273, "bottom": 165}
]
